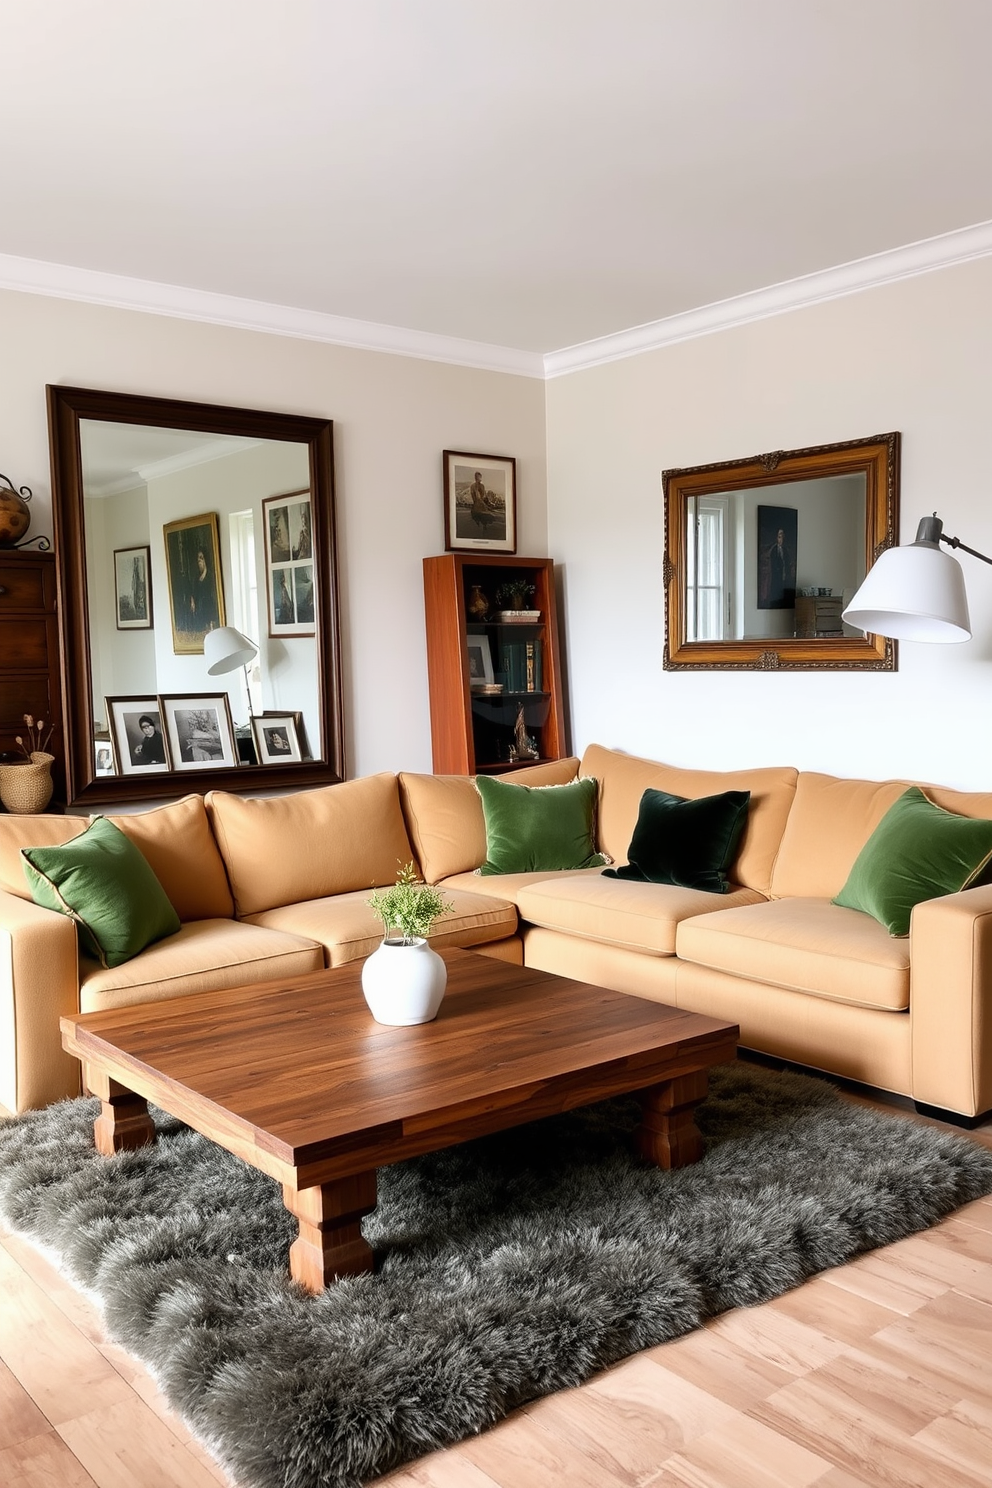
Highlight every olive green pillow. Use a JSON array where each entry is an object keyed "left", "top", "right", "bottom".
[
  {"left": 21, "top": 815, "right": 181, "bottom": 967},
  {"left": 833, "top": 786, "right": 992, "bottom": 937},
  {"left": 475, "top": 774, "right": 606, "bottom": 875}
]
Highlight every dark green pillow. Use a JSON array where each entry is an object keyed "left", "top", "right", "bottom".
[
  {"left": 21, "top": 816, "right": 180, "bottom": 968},
  {"left": 603, "top": 787, "right": 750, "bottom": 894},
  {"left": 475, "top": 774, "right": 606, "bottom": 875},
  {"left": 833, "top": 786, "right": 992, "bottom": 937}
]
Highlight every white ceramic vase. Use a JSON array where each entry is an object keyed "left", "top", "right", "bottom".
[{"left": 361, "top": 938, "right": 447, "bottom": 1026}]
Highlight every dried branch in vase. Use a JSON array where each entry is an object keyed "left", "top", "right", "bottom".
[{"left": 15, "top": 713, "right": 54, "bottom": 759}]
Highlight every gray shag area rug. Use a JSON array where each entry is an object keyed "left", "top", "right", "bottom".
[{"left": 2, "top": 1063, "right": 992, "bottom": 1488}]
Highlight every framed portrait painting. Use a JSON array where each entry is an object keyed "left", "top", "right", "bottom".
[
  {"left": 757, "top": 505, "right": 798, "bottom": 610},
  {"left": 160, "top": 693, "right": 238, "bottom": 770},
  {"left": 106, "top": 696, "right": 171, "bottom": 776},
  {"left": 113, "top": 545, "right": 152, "bottom": 629},
  {"left": 263, "top": 489, "right": 316, "bottom": 637},
  {"left": 163, "top": 513, "right": 227, "bottom": 654},
  {"left": 252, "top": 711, "right": 304, "bottom": 765},
  {"left": 443, "top": 451, "right": 516, "bottom": 553}
]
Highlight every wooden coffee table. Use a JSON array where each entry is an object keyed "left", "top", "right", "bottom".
[{"left": 61, "top": 949, "right": 738, "bottom": 1293}]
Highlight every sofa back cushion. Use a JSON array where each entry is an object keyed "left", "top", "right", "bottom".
[
  {"left": 773, "top": 770, "right": 992, "bottom": 899},
  {"left": 579, "top": 745, "right": 797, "bottom": 896},
  {"left": 398, "top": 758, "right": 580, "bottom": 884},
  {"left": 207, "top": 773, "right": 416, "bottom": 916},
  {"left": 0, "top": 794, "right": 233, "bottom": 922}
]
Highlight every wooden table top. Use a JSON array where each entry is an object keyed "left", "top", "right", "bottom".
[{"left": 61, "top": 949, "right": 737, "bottom": 1186}]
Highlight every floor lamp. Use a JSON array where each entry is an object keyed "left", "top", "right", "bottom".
[
  {"left": 203, "top": 626, "right": 259, "bottom": 719},
  {"left": 843, "top": 514, "right": 992, "bottom": 642}
]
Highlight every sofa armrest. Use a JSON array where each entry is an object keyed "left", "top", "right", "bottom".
[
  {"left": 911, "top": 882, "right": 992, "bottom": 1118},
  {"left": 0, "top": 889, "right": 81, "bottom": 1113}
]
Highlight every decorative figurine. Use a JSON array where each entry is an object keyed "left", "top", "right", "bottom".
[{"left": 513, "top": 702, "right": 539, "bottom": 761}]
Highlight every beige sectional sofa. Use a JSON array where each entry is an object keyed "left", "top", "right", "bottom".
[{"left": 2, "top": 744, "right": 991, "bottom": 1126}]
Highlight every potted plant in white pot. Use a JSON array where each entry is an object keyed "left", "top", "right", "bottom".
[{"left": 362, "top": 863, "right": 453, "bottom": 1025}]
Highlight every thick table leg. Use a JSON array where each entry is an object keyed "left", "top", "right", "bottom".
[
  {"left": 86, "top": 1065, "right": 156, "bottom": 1155},
  {"left": 637, "top": 1069, "right": 709, "bottom": 1169},
  {"left": 283, "top": 1171, "right": 377, "bottom": 1293}
]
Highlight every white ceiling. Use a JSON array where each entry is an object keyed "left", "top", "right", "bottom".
[{"left": 3, "top": 0, "right": 992, "bottom": 358}]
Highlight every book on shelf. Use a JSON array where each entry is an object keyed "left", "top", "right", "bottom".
[
  {"left": 501, "top": 638, "right": 542, "bottom": 692},
  {"left": 497, "top": 610, "right": 541, "bottom": 622}
]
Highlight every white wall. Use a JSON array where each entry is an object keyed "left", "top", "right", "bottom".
[
  {"left": 0, "top": 288, "right": 547, "bottom": 776},
  {"left": 546, "top": 255, "right": 992, "bottom": 791}
]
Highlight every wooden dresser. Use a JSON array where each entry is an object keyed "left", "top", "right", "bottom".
[{"left": 0, "top": 551, "right": 64, "bottom": 804}]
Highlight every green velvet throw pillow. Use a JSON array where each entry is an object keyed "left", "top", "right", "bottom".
[
  {"left": 475, "top": 774, "right": 606, "bottom": 875},
  {"left": 833, "top": 786, "right": 992, "bottom": 937},
  {"left": 21, "top": 816, "right": 180, "bottom": 968},
  {"left": 603, "top": 787, "right": 750, "bottom": 894}
]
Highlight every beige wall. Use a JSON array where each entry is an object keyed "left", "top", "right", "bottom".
[
  {"left": 546, "top": 255, "right": 992, "bottom": 791},
  {"left": 0, "top": 289, "right": 547, "bottom": 776}
]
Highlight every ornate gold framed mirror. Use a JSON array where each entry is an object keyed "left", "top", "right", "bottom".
[
  {"left": 47, "top": 385, "right": 345, "bottom": 806},
  {"left": 663, "top": 432, "right": 900, "bottom": 671}
]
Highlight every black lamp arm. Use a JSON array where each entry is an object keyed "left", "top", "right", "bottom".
[{"left": 915, "top": 513, "right": 992, "bottom": 567}]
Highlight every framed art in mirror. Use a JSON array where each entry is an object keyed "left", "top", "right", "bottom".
[
  {"left": 663, "top": 432, "right": 900, "bottom": 671},
  {"left": 47, "top": 385, "right": 345, "bottom": 807}
]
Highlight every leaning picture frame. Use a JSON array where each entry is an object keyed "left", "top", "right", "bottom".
[
  {"left": 263, "top": 489, "right": 316, "bottom": 637},
  {"left": 113, "top": 545, "right": 152, "bottom": 630},
  {"left": 443, "top": 450, "right": 517, "bottom": 553},
  {"left": 466, "top": 633, "right": 495, "bottom": 687},
  {"left": 252, "top": 711, "right": 303, "bottom": 765},
  {"left": 106, "top": 696, "right": 171, "bottom": 776},
  {"left": 162, "top": 512, "right": 227, "bottom": 655},
  {"left": 160, "top": 693, "right": 238, "bottom": 771}
]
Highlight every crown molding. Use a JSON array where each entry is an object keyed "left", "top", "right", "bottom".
[
  {"left": 0, "top": 252, "right": 545, "bottom": 379},
  {"left": 543, "top": 219, "right": 992, "bottom": 379}
]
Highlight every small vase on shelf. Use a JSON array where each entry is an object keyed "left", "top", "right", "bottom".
[{"left": 467, "top": 584, "right": 489, "bottom": 623}]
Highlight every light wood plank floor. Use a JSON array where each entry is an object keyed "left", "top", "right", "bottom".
[{"left": 1, "top": 1093, "right": 991, "bottom": 1488}]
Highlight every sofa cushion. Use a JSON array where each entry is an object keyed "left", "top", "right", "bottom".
[
  {"left": 675, "top": 897, "right": 911, "bottom": 1011},
  {"left": 833, "top": 786, "right": 992, "bottom": 936},
  {"left": 604, "top": 788, "right": 750, "bottom": 893},
  {"left": 476, "top": 775, "right": 606, "bottom": 875},
  {"left": 243, "top": 887, "right": 517, "bottom": 967},
  {"left": 80, "top": 919, "right": 324, "bottom": 1012},
  {"left": 398, "top": 758, "right": 580, "bottom": 884},
  {"left": 515, "top": 874, "right": 766, "bottom": 957},
  {"left": 772, "top": 771, "right": 992, "bottom": 900},
  {"left": 22, "top": 817, "right": 181, "bottom": 968},
  {"left": 0, "top": 793, "right": 234, "bottom": 921},
  {"left": 439, "top": 865, "right": 605, "bottom": 906},
  {"left": 579, "top": 744, "right": 797, "bottom": 895},
  {"left": 206, "top": 773, "right": 416, "bottom": 916}
]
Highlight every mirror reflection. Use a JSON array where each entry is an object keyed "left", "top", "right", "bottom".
[
  {"left": 80, "top": 420, "right": 320, "bottom": 771},
  {"left": 685, "top": 473, "right": 867, "bottom": 642}
]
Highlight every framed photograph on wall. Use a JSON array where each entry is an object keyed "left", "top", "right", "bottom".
[
  {"left": 263, "top": 489, "right": 316, "bottom": 636},
  {"left": 160, "top": 693, "right": 238, "bottom": 770},
  {"left": 466, "top": 633, "right": 495, "bottom": 687},
  {"left": 443, "top": 450, "right": 517, "bottom": 553},
  {"left": 106, "top": 697, "right": 171, "bottom": 776},
  {"left": 113, "top": 545, "right": 152, "bottom": 629},
  {"left": 252, "top": 711, "right": 304, "bottom": 765},
  {"left": 163, "top": 513, "right": 227, "bottom": 654},
  {"left": 757, "top": 505, "right": 798, "bottom": 610}
]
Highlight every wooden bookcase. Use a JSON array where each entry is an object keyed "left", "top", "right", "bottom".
[
  {"left": 423, "top": 554, "right": 568, "bottom": 774},
  {"left": 0, "top": 551, "right": 65, "bottom": 806}
]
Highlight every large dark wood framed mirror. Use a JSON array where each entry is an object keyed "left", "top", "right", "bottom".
[
  {"left": 48, "top": 385, "right": 344, "bottom": 807},
  {"left": 663, "top": 432, "right": 900, "bottom": 671}
]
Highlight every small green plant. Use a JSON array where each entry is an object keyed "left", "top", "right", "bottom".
[
  {"left": 367, "top": 862, "right": 452, "bottom": 944},
  {"left": 495, "top": 580, "right": 536, "bottom": 610}
]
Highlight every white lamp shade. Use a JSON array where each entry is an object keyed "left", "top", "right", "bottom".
[
  {"left": 842, "top": 543, "right": 972, "bottom": 643},
  {"left": 203, "top": 626, "right": 258, "bottom": 675}
]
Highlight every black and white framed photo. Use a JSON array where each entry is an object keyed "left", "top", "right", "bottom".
[
  {"left": 251, "top": 711, "right": 303, "bottom": 765},
  {"left": 93, "top": 733, "right": 116, "bottom": 776},
  {"left": 263, "top": 489, "right": 316, "bottom": 636},
  {"left": 106, "top": 697, "right": 171, "bottom": 775},
  {"left": 160, "top": 693, "right": 238, "bottom": 770},
  {"left": 443, "top": 450, "right": 516, "bottom": 553},
  {"left": 113, "top": 545, "right": 152, "bottom": 629},
  {"left": 466, "top": 633, "right": 495, "bottom": 687}
]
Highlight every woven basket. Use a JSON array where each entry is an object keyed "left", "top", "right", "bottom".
[{"left": 0, "top": 752, "right": 55, "bottom": 814}]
